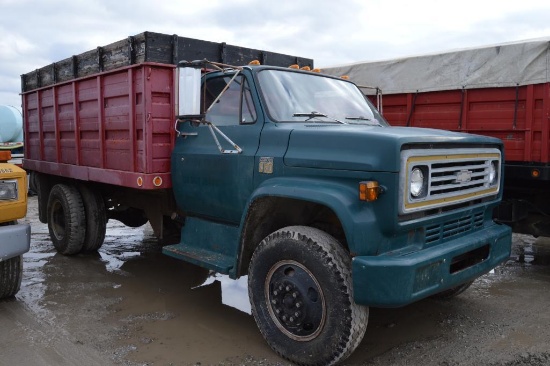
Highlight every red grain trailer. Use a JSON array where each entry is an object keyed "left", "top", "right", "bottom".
[{"left": 324, "top": 39, "right": 550, "bottom": 236}]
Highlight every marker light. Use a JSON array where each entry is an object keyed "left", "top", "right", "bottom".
[
  {"left": 359, "top": 181, "right": 380, "bottom": 202},
  {"left": 153, "top": 176, "right": 163, "bottom": 187}
]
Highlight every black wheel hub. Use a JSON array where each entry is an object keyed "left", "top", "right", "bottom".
[{"left": 266, "top": 260, "right": 325, "bottom": 340}]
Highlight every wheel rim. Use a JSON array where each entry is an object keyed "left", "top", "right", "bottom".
[
  {"left": 50, "top": 200, "right": 66, "bottom": 241},
  {"left": 264, "top": 260, "right": 326, "bottom": 341}
]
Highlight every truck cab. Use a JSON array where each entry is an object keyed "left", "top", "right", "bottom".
[{"left": 0, "top": 150, "right": 30, "bottom": 299}]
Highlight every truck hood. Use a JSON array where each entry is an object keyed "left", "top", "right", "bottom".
[{"left": 283, "top": 125, "right": 501, "bottom": 172}]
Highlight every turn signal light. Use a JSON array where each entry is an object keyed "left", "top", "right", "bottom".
[{"left": 359, "top": 181, "right": 380, "bottom": 202}]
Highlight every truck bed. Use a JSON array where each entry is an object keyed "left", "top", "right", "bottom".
[{"left": 22, "top": 32, "right": 313, "bottom": 190}]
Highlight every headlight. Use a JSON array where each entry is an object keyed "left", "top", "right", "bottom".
[
  {"left": 410, "top": 167, "right": 425, "bottom": 198},
  {"left": 488, "top": 161, "right": 498, "bottom": 186},
  {"left": 0, "top": 180, "right": 18, "bottom": 200}
]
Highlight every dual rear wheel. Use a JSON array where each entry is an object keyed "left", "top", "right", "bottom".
[{"left": 47, "top": 184, "right": 106, "bottom": 255}]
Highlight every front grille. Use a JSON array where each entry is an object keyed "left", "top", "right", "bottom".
[
  {"left": 425, "top": 212, "right": 484, "bottom": 246},
  {"left": 399, "top": 148, "right": 501, "bottom": 214},
  {"left": 430, "top": 160, "right": 489, "bottom": 195}
]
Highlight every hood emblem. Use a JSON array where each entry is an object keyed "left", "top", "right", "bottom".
[{"left": 455, "top": 170, "right": 472, "bottom": 184}]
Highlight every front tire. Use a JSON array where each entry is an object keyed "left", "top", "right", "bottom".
[
  {"left": 248, "top": 226, "right": 368, "bottom": 366},
  {"left": 47, "top": 184, "right": 86, "bottom": 255},
  {"left": 0, "top": 255, "right": 23, "bottom": 299}
]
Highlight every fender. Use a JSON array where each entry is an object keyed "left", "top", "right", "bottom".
[{"left": 240, "top": 176, "right": 383, "bottom": 256}]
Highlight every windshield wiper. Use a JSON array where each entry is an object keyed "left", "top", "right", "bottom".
[
  {"left": 345, "top": 116, "right": 382, "bottom": 126},
  {"left": 293, "top": 111, "right": 346, "bottom": 124}
]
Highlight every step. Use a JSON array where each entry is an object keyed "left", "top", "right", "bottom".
[{"left": 162, "top": 244, "right": 234, "bottom": 274}]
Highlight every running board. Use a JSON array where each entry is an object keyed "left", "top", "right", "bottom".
[
  {"left": 161, "top": 216, "right": 239, "bottom": 274},
  {"left": 162, "top": 244, "right": 234, "bottom": 273}
]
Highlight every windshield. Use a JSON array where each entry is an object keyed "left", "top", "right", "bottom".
[{"left": 257, "top": 69, "right": 387, "bottom": 125}]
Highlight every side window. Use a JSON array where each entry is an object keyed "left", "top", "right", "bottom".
[{"left": 203, "top": 75, "right": 257, "bottom": 126}]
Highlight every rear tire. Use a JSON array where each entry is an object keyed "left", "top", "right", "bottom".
[
  {"left": 0, "top": 255, "right": 23, "bottom": 299},
  {"left": 248, "top": 226, "right": 368, "bottom": 366},
  {"left": 78, "top": 185, "right": 106, "bottom": 252},
  {"left": 47, "top": 184, "right": 86, "bottom": 255}
]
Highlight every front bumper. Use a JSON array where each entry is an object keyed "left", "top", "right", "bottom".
[
  {"left": 352, "top": 223, "right": 512, "bottom": 307},
  {"left": 0, "top": 223, "right": 31, "bottom": 261}
]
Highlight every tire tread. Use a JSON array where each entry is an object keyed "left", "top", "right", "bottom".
[
  {"left": 249, "top": 226, "right": 368, "bottom": 366},
  {"left": 0, "top": 256, "right": 22, "bottom": 299}
]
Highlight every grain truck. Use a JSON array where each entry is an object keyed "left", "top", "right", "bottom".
[{"left": 21, "top": 32, "right": 511, "bottom": 365}]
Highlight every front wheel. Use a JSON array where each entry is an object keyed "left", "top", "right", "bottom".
[{"left": 248, "top": 226, "right": 368, "bottom": 366}]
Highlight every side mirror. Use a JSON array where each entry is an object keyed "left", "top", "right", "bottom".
[{"left": 176, "top": 61, "right": 203, "bottom": 120}]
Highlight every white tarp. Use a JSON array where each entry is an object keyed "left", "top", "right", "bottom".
[{"left": 322, "top": 38, "right": 550, "bottom": 95}]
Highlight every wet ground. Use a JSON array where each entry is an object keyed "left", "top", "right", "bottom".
[{"left": 1, "top": 196, "right": 550, "bottom": 365}]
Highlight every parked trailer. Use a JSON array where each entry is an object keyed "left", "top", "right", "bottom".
[
  {"left": 22, "top": 32, "right": 511, "bottom": 365},
  {"left": 324, "top": 39, "right": 550, "bottom": 237}
]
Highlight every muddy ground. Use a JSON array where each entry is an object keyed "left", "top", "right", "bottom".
[{"left": 1, "top": 196, "right": 550, "bottom": 366}]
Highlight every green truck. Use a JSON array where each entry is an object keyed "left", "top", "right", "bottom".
[{"left": 22, "top": 32, "right": 512, "bottom": 365}]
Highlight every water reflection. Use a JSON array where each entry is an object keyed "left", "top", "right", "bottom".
[{"left": 514, "top": 234, "right": 550, "bottom": 265}]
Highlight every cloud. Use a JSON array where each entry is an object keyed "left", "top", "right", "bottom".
[{"left": 1, "top": 0, "right": 550, "bottom": 111}]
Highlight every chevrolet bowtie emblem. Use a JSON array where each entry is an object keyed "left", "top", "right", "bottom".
[{"left": 455, "top": 170, "right": 472, "bottom": 184}]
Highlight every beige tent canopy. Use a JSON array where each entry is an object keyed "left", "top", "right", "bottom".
[{"left": 322, "top": 38, "right": 550, "bottom": 95}]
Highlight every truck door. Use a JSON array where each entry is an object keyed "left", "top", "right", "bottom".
[{"left": 172, "top": 73, "right": 261, "bottom": 224}]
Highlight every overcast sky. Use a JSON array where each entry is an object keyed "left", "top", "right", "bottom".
[{"left": 1, "top": 0, "right": 549, "bottom": 109}]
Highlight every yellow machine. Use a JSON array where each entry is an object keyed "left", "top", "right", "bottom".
[{"left": 0, "top": 150, "right": 30, "bottom": 299}]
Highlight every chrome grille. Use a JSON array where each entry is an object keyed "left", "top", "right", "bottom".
[{"left": 399, "top": 148, "right": 501, "bottom": 214}]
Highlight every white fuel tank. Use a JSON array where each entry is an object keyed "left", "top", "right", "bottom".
[{"left": 0, "top": 105, "right": 23, "bottom": 143}]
